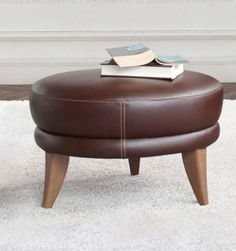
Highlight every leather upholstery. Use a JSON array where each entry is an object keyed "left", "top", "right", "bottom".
[
  {"left": 30, "top": 69, "right": 223, "bottom": 139},
  {"left": 30, "top": 69, "right": 223, "bottom": 158},
  {"left": 35, "top": 123, "right": 219, "bottom": 158}
]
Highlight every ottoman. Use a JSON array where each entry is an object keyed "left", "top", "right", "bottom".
[{"left": 30, "top": 69, "right": 223, "bottom": 208}]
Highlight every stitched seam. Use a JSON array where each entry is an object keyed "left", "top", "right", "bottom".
[
  {"left": 31, "top": 87, "right": 223, "bottom": 103},
  {"left": 123, "top": 102, "right": 126, "bottom": 158},
  {"left": 120, "top": 102, "right": 123, "bottom": 158}
]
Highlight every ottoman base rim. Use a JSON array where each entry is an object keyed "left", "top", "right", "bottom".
[{"left": 35, "top": 123, "right": 219, "bottom": 158}]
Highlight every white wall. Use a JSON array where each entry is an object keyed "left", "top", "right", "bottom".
[{"left": 0, "top": 0, "right": 235, "bottom": 84}]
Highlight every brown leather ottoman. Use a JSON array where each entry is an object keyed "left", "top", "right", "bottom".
[{"left": 30, "top": 69, "right": 223, "bottom": 208}]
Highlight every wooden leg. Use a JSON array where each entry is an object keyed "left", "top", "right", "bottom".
[
  {"left": 129, "top": 158, "right": 140, "bottom": 175},
  {"left": 42, "top": 153, "right": 69, "bottom": 208},
  {"left": 182, "top": 148, "right": 208, "bottom": 205}
]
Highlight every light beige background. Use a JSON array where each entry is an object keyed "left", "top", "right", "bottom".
[{"left": 0, "top": 0, "right": 235, "bottom": 84}]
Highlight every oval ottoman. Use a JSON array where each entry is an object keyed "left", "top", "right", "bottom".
[{"left": 30, "top": 69, "right": 223, "bottom": 208}]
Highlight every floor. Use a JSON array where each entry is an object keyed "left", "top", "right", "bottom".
[
  {"left": 0, "top": 83, "right": 235, "bottom": 100},
  {"left": 0, "top": 85, "right": 31, "bottom": 100},
  {"left": 222, "top": 83, "right": 236, "bottom": 99}
]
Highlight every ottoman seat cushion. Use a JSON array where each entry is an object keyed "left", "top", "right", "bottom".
[{"left": 30, "top": 69, "right": 223, "bottom": 139}]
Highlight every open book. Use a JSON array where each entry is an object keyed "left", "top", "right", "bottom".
[{"left": 106, "top": 43, "right": 188, "bottom": 68}]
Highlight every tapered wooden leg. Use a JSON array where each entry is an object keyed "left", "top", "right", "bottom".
[
  {"left": 129, "top": 158, "right": 140, "bottom": 175},
  {"left": 42, "top": 153, "right": 69, "bottom": 208},
  {"left": 182, "top": 148, "right": 208, "bottom": 205}
]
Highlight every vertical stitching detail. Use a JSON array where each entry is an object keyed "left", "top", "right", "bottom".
[
  {"left": 120, "top": 102, "right": 123, "bottom": 158},
  {"left": 123, "top": 102, "right": 126, "bottom": 158}
]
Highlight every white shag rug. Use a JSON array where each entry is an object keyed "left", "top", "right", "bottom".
[{"left": 0, "top": 100, "right": 236, "bottom": 251}]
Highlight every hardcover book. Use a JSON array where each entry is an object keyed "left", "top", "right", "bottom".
[{"left": 101, "top": 59, "right": 184, "bottom": 80}]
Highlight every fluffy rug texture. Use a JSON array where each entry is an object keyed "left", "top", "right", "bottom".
[{"left": 0, "top": 100, "right": 236, "bottom": 251}]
